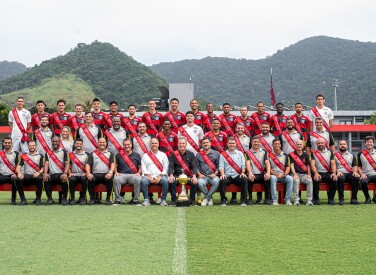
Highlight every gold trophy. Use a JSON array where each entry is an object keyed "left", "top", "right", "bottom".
[{"left": 176, "top": 170, "right": 190, "bottom": 207}]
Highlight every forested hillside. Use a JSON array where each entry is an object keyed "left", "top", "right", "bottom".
[{"left": 0, "top": 61, "right": 27, "bottom": 81}]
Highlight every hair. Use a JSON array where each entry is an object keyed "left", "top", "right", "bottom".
[
  {"left": 295, "top": 102, "right": 303, "bottom": 107},
  {"left": 85, "top": 112, "right": 93, "bottom": 117},
  {"left": 109, "top": 101, "right": 118, "bottom": 106},
  {"left": 240, "top": 106, "right": 248, "bottom": 111},
  {"left": 40, "top": 115, "right": 49, "bottom": 121},
  {"left": 74, "top": 138, "right": 83, "bottom": 144},
  {"left": 27, "top": 140, "right": 36, "bottom": 145},
  {"left": 212, "top": 118, "right": 220, "bottom": 123},
  {"left": 185, "top": 111, "right": 195, "bottom": 116},
  {"left": 36, "top": 100, "right": 45, "bottom": 105},
  {"left": 111, "top": 116, "right": 121, "bottom": 122},
  {"left": 123, "top": 138, "right": 132, "bottom": 144},
  {"left": 57, "top": 99, "right": 66, "bottom": 105},
  {"left": 138, "top": 122, "right": 146, "bottom": 127},
  {"left": 61, "top": 126, "right": 73, "bottom": 142},
  {"left": 170, "top": 98, "right": 179, "bottom": 103},
  {"left": 286, "top": 118, "right": 294, "bottom": 123},
  {"left": 338, "top": 139, "right": 347, "bottom": 145},
  {"left": 190, "top": 99, "right": 198, "bottom": 104},
  {"left": 222, "top": 103, "right": 231, "bottom": 107},
  {"left": 93, "top": 98, "right": 101, "bottom": 103},
  {"left": 251, "top": 136, "right": 260, "bottom": 142},
  {"left": 148, "top": 99, "right": 156, "bottom": 103},
  {"left": 206, "top": 103, "right": 213, "bottom": 108},
  {"left": 256, "top": 101, "right": 265, "bottom": 106},
  {"left": 364, "top": 136, "right": 375, "bottom": 143},
  {"left": 16, "top": 96, "right": 24, "bottom": 101},
  {"left": 315, "top": 117, "right": 323, "bottom": 122},
  {"left": 201, "top": 137, "right": 211, "bottom": 144},
  {"left": 236, "top": 122, "right": 245, "bottom": 128},
  {"left": 178, "top": 136, "right": 188, "bottom": 143},
  {"left": 276, "top": 102, "right": 284, "bottom": 107},
  {"left": 128, "top": 104, "right": 136, "bottom": 109},
  {"left": 227, "top": 136, "right": 236, "bottom": 143},
  {"left": 272, "top": 138, "right": 281, "bottom": 145},
  {"left": 316, "top": 94, "right": 325, "bottom": 100},
  {"left": 75, "top": 103, "right": 82, "bottom": 108},
  {"left": 261, "top": 122, "right": 270, "bottom": 126}
]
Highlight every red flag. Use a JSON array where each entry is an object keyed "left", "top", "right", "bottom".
[{"left": 270, "top": 69, "right": 276, "bottom": 107}]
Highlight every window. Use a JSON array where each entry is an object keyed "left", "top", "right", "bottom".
[
  {"left": 360, "top": 132, "right": 372, "bottom": 140},
  {"left": 355, "top": 117, "right": 365, "bottom": 123},
  {"left": 339, "top": 120, "right": 352, "bottom": 125}
]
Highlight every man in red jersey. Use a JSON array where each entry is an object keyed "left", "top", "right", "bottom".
[
  {"left": 219, "top": 102, "right": 237, "bottom": 137},
  {"left": 106, "top": 101, "right": 125, "bottom": 129},
  {"left": 204, "top": 118, "right": 227, "bottom": 153},
  {"left": 31, "top": 100, "right": 51, "bottom": 131},
  {"left": 157, "top": 120, "right": 178, "bottom": 157},
  {"left": 91, "top": 98, "right": 107, "bottom": 132},
  {"left": 123, "top": 104, "right": 142, "bottom": 137},
  {"left": 50, "top": 99, "right": 71, "bottom": 136},
  {"left": 251, "top": 101, "right": 271, "bottom": 135},
  {"left": 204, "top": 103, "right": 220, "bottom": 132},
  {"left": 142, "top": 99, "right": 163, "bottom": 137},
  {"left": 290, "top": 102, "right": 311, "bottom": 141},
  {"left": 234, "top": 106, "right": 254, "bottom": 137},
  {"left": 69, "top": 103, "right": 85, "bottom": 136},
  {"left": 163, "top": 98, "right": 186, "bottom": 134},
  {"left": 270, "top": 103, "right": 288, "bottom": 136},
  {"left": 190, "top": 99, "right": 211, "bottom": 130}
]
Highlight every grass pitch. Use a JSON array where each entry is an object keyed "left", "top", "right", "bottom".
[{"left": 0, "top": 192, "right": 376, "bottom": 274}]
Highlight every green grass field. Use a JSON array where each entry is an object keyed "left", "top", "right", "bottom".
[{"left": 1, "top": 192, "right": 376, "bottom": 274}]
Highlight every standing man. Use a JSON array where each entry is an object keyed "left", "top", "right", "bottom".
[
  {"left": 306, "top": 118, "right": 335, "bottom": 154},
  {"left": 309, "top": 94, "right": 334, "bottom": 132},
  {"left": 123, "top": 104, "right": 142, "bottom": 137},
  {"left": 279, "top": 118, "right": 303, "bottom": 155},
  {"left": 142, "top": 99, "right": 163, "bottom": 137},
  {"left": 156, "top": 120, "right": 178, "bottom": 157},
  {"left": 290, "top": 140, "right": 313, "bottom": 205},
  {"left": 204, "top": 118, "right": 227, "bottom": 153},
  {"left": 106, "top": 101, "right": 125, "bottom": 129},
  {"left": 0, "top": 137, "right": 19, "bottom": 205},
  {"left": 113, "top": 138, "right": 142, "bottom": 205},
  {"left": 190, "top": 99, "right": 211, "bottom": 130},
  {"left": 310, "top": 138, "right": 338, "bottom": 205},
  {"left": 34, "top": 115, "right": 53, "bottom": 156},
  {"left": 31, "top": 100, "right": 51, "bottom": 131},
  {"left": 234, "top": 106, "right": 254, "bottom": 137},
  {"left": 69, "top": 103, "right": 85, "bottom": 136},
  {"left": 245, "top": 136, "right": 272, "bottom": 205},
  {"left": 270, "top": 103, "right": 288, "bottom": 136},
  {"left": 357, "top": 136, "right": 376, "bottom": 204},
  {"left": 178, "top": 111, "right": 204, "bottom": 154},
  {"left": 76, "top": 112, "right": 102, "bottom": 153},
  {"left": 92, "top": 98, "right": 106, "bottom": 131},
  {"left": 219, "top": 103, "right": 237, "bottom": 137},
  {"left": 43, "top": 136, "right": 70, "bottom": 205},
  {"left": 290, "top": 102, "right": 311, "bottom": 141},
  {"left": 104, "top": 117, "right": 128, "bottom": 156},
  {"left": 168, "top": 137, "right": 199, "bottom": 206},
  {"left": 251, "top": 101, "right": 271, "bottom": 136},
  {"left": 197, "top": 138, "right": 220, "bottom": 206},
  {"left": 86, "top": 138, "right": 115, "bottom": 205},
  {"left": 141, "top": 138, "right": 169, "bottom": 206},
  {"left": 8, "top": 96, "right": 31, "bottom": 153},
  {"left": 335, "top": 140, "right": 360, "bottom": 205},
  {"left": 269, "top": 139, "right": 293, "bottom": 205},
  {"left": 50, "top": 99, "right": 71, "bottom": 136},
  {"left": 163, "top": 98, "right": 186, "bottom": 134},
  {"left": 68, "top": 138, "right": 89, "bottom": 205},
  {"left": 219, "top": 137, "right": 248, "bottom": 206},
  {"left": 15, "top": 140, "right": 44, "bottom": 205},
  {"left": 205, "top": 103, "right": 220, "bottom": 132}
]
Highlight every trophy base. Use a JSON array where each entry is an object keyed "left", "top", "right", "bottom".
[{"left": 176, "top": 200, "right": 190, "bottom": 207}]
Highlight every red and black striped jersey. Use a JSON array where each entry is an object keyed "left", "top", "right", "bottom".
[
  {"left": 31, "top": 112, "right": 51, "bottom": 131},
  {"left": 142, "top": 111, "right": 163, "bottom": 136},
  {"left": 270, "top": 114, "right": 288, "bottom": 136},
  {"left": 156, "top": 131, "right": 178, "bottom": 157},
  {"left": 234, "top": 116, "right": 254, "bottom": 137},
  {"left": 163, "top": 111, "right": 186, "bottom": 134},
  {"left": 251, "top": 111, "right": 271, "bottom": 135},
  {"left": 50, "top": 112, "right": 71, "bottom": 135},
  {"left": 219, "top": 113, "right": 237, "bottom": 136}
]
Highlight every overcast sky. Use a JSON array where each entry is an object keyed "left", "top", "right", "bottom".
[{"left": 1, "top": 0, "right": 375, "bottom": 67}]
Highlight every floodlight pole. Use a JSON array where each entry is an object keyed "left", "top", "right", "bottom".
[{"left": 332, "top": 79, "right": 339, "bottom": 111}]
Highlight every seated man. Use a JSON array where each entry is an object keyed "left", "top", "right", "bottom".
[
  {"left": 43, "top": 136, "right": 69, "bottom": 205},
  {"left": 290, "top": 140, "right": 313, "bottom": 205},
  {"left": 141, "top": 138, "right": 169, "bottom": 206},
  {"left": 269, "top": 139, "right": 293, "bottom": 205},
  {"left": 68, "top": 138, "right": 89, "bottom": 205},
  {"left": 196, "top": 138, "right": 220, "bottom": 206},
  {"left": 358, "top": 136, "right": 376, "bottom": 204},
  {"left": 15, "top": 140, "right": 44, "bottom": 205},
  {"left": 168, "top": 137, "right": 199, "bottom": 206},
  {"left": 0, "top": 137, "right": 20, "bottom": 205},
  {"left": 113, "top": 138, "right": 142, "bottom": 205},
  {"left": 219, "top": 137, "right": 248, "bottom": 206},
  {"left": 310, "top": 138, "right": 337, "bottom": 205},
  {"left": 86, "top": 138, "right": 115, "bottom": 205}
]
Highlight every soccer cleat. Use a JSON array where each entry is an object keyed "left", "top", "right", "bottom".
[
  {"left": 142, "top": 200, "right": 150, "bottom": 206},
  {"left": 160, "top": 200, "right": 168, "bottom": 206},
  {"left": 201, "top": 198, "right": 208, "bottom": 207},
  {"left": 285, "top": 201, "right": 292, "bottom": 206},
  {"left": 328, "top": 199, "right": 336, "bottom": 205}
]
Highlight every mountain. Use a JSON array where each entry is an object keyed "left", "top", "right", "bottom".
[
  {"left": 150, "top": 36, "right": 376, "bottom": 110},
  {"left": 0, "top": 61, "right": 27, "bottom": 81},
  {"left": 0, "top": 42, "right": 167, "bottom": 109}
]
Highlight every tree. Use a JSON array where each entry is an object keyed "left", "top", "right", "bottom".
[
  {"left": 365, "top": 112, "right": 376, "bottom": 124},
  {"left": 0, "top": 103, "right": 11, "bottom": 126}
]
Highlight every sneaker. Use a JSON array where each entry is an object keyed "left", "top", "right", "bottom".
[
  {"left": 294, "top": 201, "right": 300, "bottom": 206},
  {"left": 142, "top": 200, "right": 150, "bottom": 206},
  {"left": 230, "top": 198, "right": 237, "bottom": 204},
  {"left": 19, "top": 199, "right": 27, "bottom": 206},
  {"left": 170, "top": 200, "right": 177, "bottom": 206},
  {"left": 62, "top": 198, "right": 68, "bottom": 205},
  {"left": 256, "top": 198, "right": 263, "bottom": 204},
  {"left": 240, "top": 200, "right": 247, "bottom": 206},
  {"left": 372, "top": 197, "right": 376, "bottom": 204},
  {"left": 246, "top": 199, "right": 253, "bottom": 205},
  {"left": 328, "top": 199, "right": 336, "bottom": 205},
  {"left": 95, "top": 199, "right": 102, "bottom": 204},
  {"left": 32, "top": 198, "right": 37, "bottom": 204},
  {"left": 11, "top": 198, "right": 16, "bottom": 205},
  {"left": 149, "top": 197, "right": 156, "bottom": 204},
  {"left": 88, "top": 199, "right": 96, "bottom": 205},
  {"left": 46, "top": 198, "right": 54, "bottom": 205},
  {"left": 285, "top": 201, "right": 292, "bottom": 206},
  {"left": 120, "top": 197, "right": 126, "bottom": 205},
  {"left": 106, "top": 199, "right": 113, "bottom": 205},
  {"left": 190, "top": 201, "right": 197, "bottom": 206},
  {"left": 201, "top": 198, "right": 208, "bottom": 207},
  {"left": 273, "top": 201, "right": 279, "bottom": 206},
  {"left": 350, "top": 199, "right": 360, "bottom": 205},
  {"left": 160, "top": 200, "right": 168, "bottom": 206},
  {"left": 208, "top": 198, "right": 214, "bottom": 206},
  {"left": 220, "top": 199, "right": 227, "bottom": 207},
  {"left": 197, "top": 198, "right": 202, "bottom": 205},
  {"left": 69, "top": 199, "right": 76, "bottom": 205},
  {"left": 35, "top": 199, "right": 42, "bottom": 206},
  {"left": 365, "top": 197, "right": 371, "bottom": 204},
  {"left": 339, "top": 199, "right": 344, "bottom": 206},
  {"left": 157, "top": 198, "right": 162, "bottom": 204},
  {"left": 306, "top": 200, "right": 313, "bottom": 206},
  {"left": 113, "top": 201, "right": 121, "bottom": 205},
  {"left": 264, "top": 199, "right": 273, "bottom": 205},
  {"left": 128, "top": 198, "right": 134, "bottom": 204},
  {"left": 313, "top": 199, "right": 321, "bottom": 205},
  {"left": 79, "top": 199, "right": 87, "bottom": 205}
]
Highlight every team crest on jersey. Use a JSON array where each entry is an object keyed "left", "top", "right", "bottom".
[
  {"left": 57, "top": 151, "right": 64, "bottom": 158},
  {"left": 7, "top": 154, "right": 16, "bottom": 162},
  {"left": 324, "top": 111, "right": 328, "bottom": 115},
  {"left": 177, "top": 115, "right": 181, "bottom": 120},
  {"left": 193, "top": 130, "right": 197, "bottom": 134}
]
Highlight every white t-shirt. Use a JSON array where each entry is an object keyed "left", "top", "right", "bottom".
[
  {"left": 8, "top": 108, "right": 31, "bottom": 139},
  {"left": 178, "top": 124, "right": 204, "bottom": 153},
  {"left": 309, "top": 106, "right": 334, "bottom": 131}
]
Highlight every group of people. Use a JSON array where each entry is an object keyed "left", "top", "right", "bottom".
[{"left": 1, "top": 94, "right": 375, "bottom": 206}]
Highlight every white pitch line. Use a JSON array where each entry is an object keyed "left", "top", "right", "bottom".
[{"left": 172, "top": 208, "right": 187, "bottom": 275}]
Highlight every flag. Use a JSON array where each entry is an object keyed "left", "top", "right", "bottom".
[{"left": 270, "top": 68, "right": 276, "bottom": 107}]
